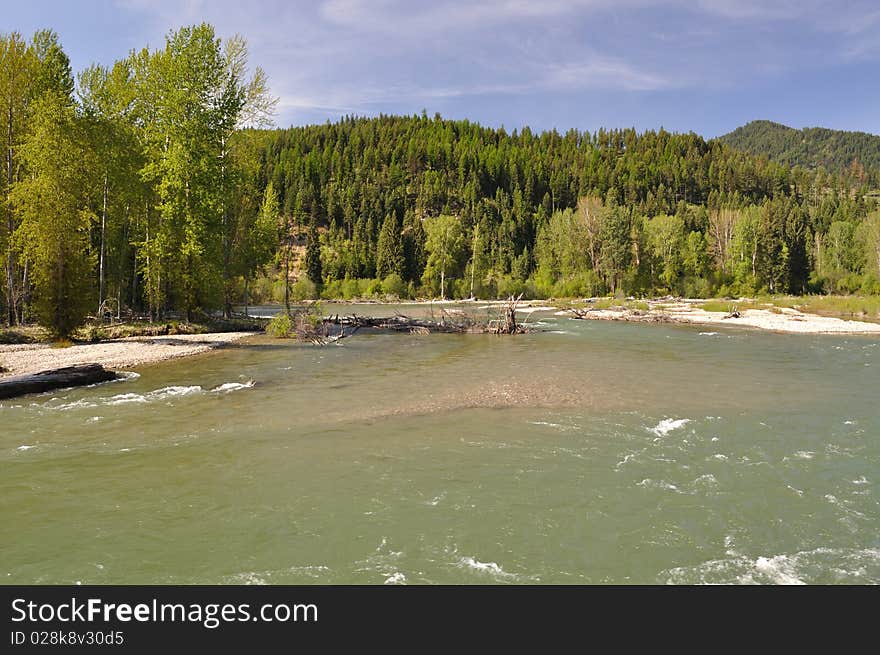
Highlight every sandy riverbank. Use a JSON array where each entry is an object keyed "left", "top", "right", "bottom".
[
  {"left": 560, "top": 300, "right": 880, "bottom": 335},
  {"left": 0, "top": 332, "right": 254, "bottom": 379}
]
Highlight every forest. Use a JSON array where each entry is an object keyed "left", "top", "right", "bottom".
[
  {"left": 721, "top": 120, "right": 880, "bottom": 185},
  {"left": 2, "top": 24, "right": 880, "bottom": 337}
]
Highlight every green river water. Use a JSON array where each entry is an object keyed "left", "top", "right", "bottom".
[{"left": 2, "top": 304, "right": 878, "bottom": 584}]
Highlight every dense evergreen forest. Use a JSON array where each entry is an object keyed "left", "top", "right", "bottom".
[
  {"left": 2, "top": 25, "right": 880, "bottom": 337},
  {"left": 261, "top": 115, "right": 880, "bottom": 302},
  {"left": 721, "top": 120, "right": 880, "bottom": 185}
]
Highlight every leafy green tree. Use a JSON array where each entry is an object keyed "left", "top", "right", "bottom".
[
  {"left": 731, "top": 206, "right": 761, "bottom": 292},
  {"left": 259, "top": 182, "right": 288, "bottom": 315},
  {"left": 535, "top": 208, "right": 591, "bottom": 283},
  {"left": 467, "top": 221, "right": 490, "bottom": 298},
  {"left": 683, "top": 231, "right": 710, "bottom": 280},
  {"left": 133, "top": 24, "right": 265, "bottom": 320},
  {"left": 0, "top": 32, "right": 37, "bottom": 324},
  {"left": 30, "top": 30, "right": 74, "bottom": 100},
  {"left": 644, "top": 214, "right": 684, "bottom": 290},
  {"left": 78, "top": 60, "right": 144, "bottom": 318},
  {"left": 217, "top": 34, "right": 277, "bottom": 317},
  {"left": 824, "top": 221, "right": 859, "bottom": 275},
  {"left": 707, "top": 207, "right": 738, "bottom": 275},
  {"left": 423, "top": 214, "right": 465, "bottom": 298},
  {"left": 11, "top": 92, "right": 94, "bottom": 337},
  {"left": 859, "top": 212, "right": 880, "bottom": 288},
  {"left": 599, "top": 193, "right": 632, "bottom": 293}
]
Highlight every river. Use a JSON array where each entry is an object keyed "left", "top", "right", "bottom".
[{"left": 3, "top": 304, "right": 878, "bottom": 584}]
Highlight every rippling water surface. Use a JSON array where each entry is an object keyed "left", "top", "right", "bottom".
[{"left": 2, "top": 304, "right": 878, "bottom": 584}]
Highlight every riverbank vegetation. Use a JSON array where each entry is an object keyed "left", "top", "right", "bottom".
[
  {"left": 2, "top": 23, "right": 880, "bottom": 339},
  {"left": 0, "top": 316, "right": 265, "bottom": 345}
]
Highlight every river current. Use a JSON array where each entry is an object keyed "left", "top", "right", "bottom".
[{"left": 3, "top": 304, "right": 878, "bottom": 584}]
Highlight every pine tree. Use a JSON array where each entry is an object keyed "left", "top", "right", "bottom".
[
  {"left": 375, "top": 212, "right": 404, "bottom": 279},
  {"left": 402, "top": 210, "right": 426, "bottom": 283},
  {"left": 305, "top": 220, "right": 323, "bottom": 285}
]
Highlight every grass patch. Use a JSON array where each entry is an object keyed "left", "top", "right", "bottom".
[
  {"left": 72, "top": 316, "right": 268, "bottom": 341},
  {"left": 700, "top": 300, "right": 738, "bottom": 313},
  {"left": 730, "top": 295, "right": 880, "bottom": 320},
  {"left": 790, "top": 296, "right": 880, "bottom": 319},
  {"left": 0, "top": 325, "right": 50, "bottom": 344},
  {"left": 0, "top": 316, "right": 267, "bottom": 345},
  {"left": 582, "top": 298, "right": 649, "bottom": 311},
  {"left": 700, "top": 295, "right": 880, "bottom": 321}
]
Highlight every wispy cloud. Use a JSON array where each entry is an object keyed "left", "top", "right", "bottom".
[
  {"left": 9, "top": 0, "right": 879, "bottom": 134},
  {"left": 544, "top": 59, "right": 672, "bottom": 92}
]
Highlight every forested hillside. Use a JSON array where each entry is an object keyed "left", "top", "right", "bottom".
[
  {"left": 261, "top": 115, "right": 880, "bottom": 301},
  {"left": 2, "top": 25, "right": 880, "bottom": 338},
  {"left": 721, "top": 120, "right": 880, "bottom": 184}
]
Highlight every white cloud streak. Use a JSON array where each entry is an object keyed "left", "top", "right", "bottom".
[{"left": 101, "top": 0, "right": 880, "bottom": 127}]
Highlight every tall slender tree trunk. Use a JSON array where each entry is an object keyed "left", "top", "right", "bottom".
[
  {"left": 98, "top": 174, "right": 108, "bottom": 316},
  {"left": 117, "top": 204, "right": 129, "bottom": 320},
  {"left": 145, "top": 220, "right": 152, "bottom": 322},
  {"left": 221, "top": 136, "right": 231, "bottom": 318},
  {"left": 6, "top": 104, "right": 16, "bottom": 325},
  {"left": 284, "top": 239, "right": 291, "bottom": 317},
  {"left": 20, "top": 259, "right": 28, "bottom": 323},
  {"left": 469, "top": 226, "right": 478, "bottom": 299},
  {"left": 440, "top": 226, "right": 447, "bottom": 299},
  {"left": 751, "top": 243, "right": 757, "bottom": 279},
  {"left": 131, "top": 246, "right": 138, "bottom": 315},
  {"left": 244, "top": 277, "right": 249, "bottom": 317}
]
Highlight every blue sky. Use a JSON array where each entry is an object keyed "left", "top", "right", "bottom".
[{"left": 5, "top": 0, "right": 880, "bottom": 136}]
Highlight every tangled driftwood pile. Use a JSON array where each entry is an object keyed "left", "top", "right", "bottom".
[{"left": 309, "top": 296, "right": 532, "bottom": 345}]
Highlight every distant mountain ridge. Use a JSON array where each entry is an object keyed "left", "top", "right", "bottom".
[{"left": 720, "top": 120, "right": 880, "bottom": 178}]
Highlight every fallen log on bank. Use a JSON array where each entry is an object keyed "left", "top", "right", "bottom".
[{"left": 0, "top": 364, "right": 119, "bottom": 399}]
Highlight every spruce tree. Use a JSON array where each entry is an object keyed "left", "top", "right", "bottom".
[
  {"left": 402, "top": 210, "right": 426, "bottom": 283},
  {"left": 305, "top": 220, "right": 323, "bottom": 285},
  {"left": 376, "top": 212, "right": 404, "bottom": 279}
]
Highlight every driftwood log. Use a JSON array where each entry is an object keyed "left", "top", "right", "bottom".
[{"left": 0, "top": 364, "right": 118, "bottom": 400}]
